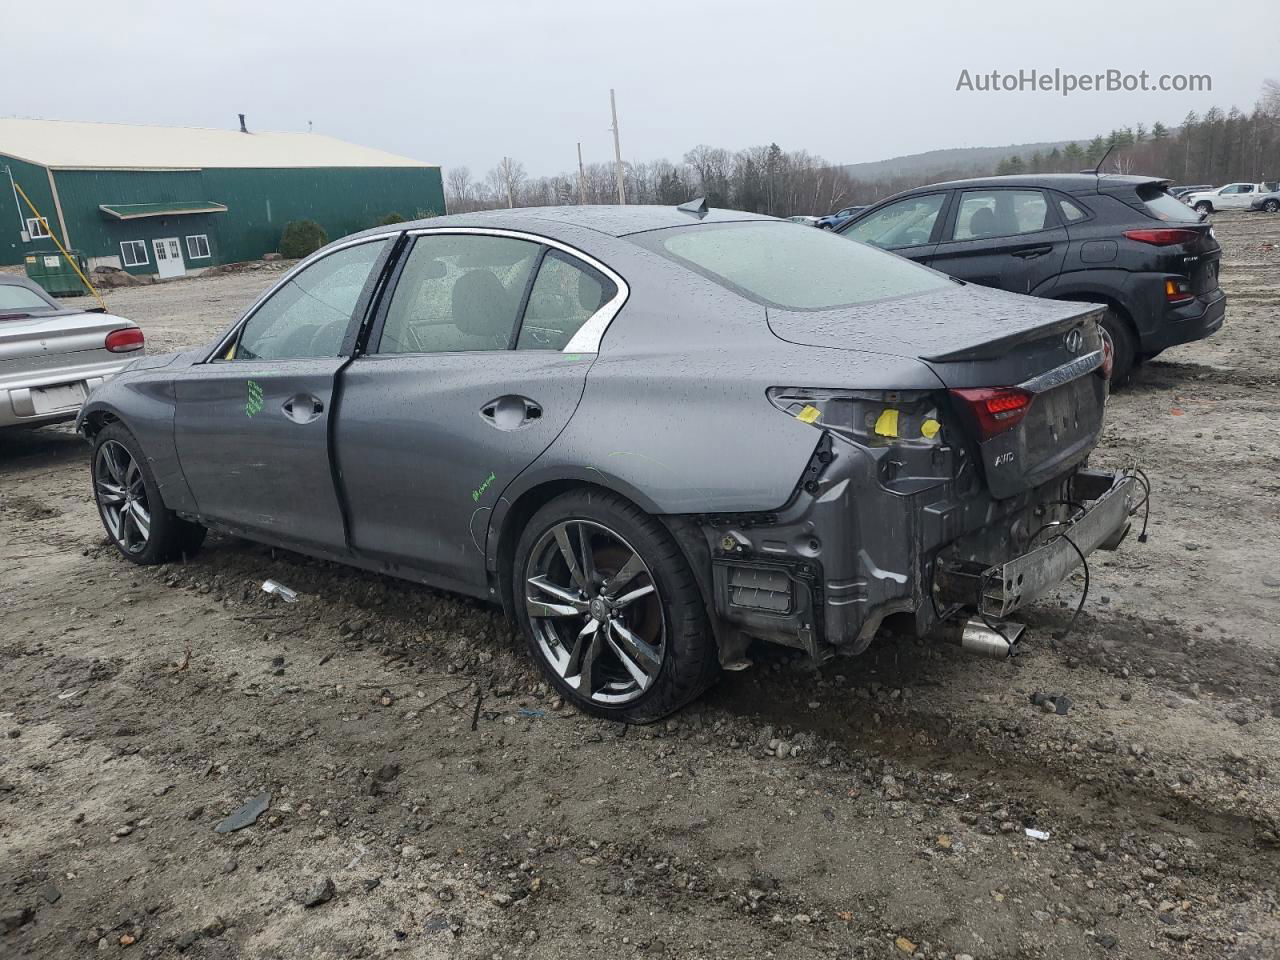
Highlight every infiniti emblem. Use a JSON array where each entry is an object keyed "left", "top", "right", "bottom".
[{"left": 1064, "top": 328, "right": 1084, "bottom": 353}]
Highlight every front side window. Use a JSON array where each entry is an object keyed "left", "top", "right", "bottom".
[
  {"left": 377, "top": 234, "right": 540, "bottom": 354},
  {"left": 26, "top": 217, "right": 50, "bottom": 240},
  {"left": 187, "top": 235, "right": 211, "bottom": 259},
  {"left": 952, "top": 190, "right": 1049, "bottom": 240},
  {"left": 841, "top": 194, "right": 945, "bottom": 249},
  {"left": 232, "top": 239, "right": 388, "bottom": 361},
  {"left": 517, "top": 251, "right": 616, "bottom": 350},
  {"left": 633, "top": 220, "right": 950, "bottom": 311},
  {"left": 120, "top": 240, "right": 148, "bottom": 267}
]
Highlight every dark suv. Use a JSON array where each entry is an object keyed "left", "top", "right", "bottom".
[{"left": 837, "top": 174, "right": 1226, "bottom": 382}]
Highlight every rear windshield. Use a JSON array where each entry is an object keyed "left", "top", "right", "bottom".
[
  {"left": 631, "top": 220, "right": 951, "bottom": 310},
  {"left": 1139, "top": 185, "right": 1200, "bottom": 223},
  {"left": 0, "top": 284, "right": 55, "bottom": 315}
]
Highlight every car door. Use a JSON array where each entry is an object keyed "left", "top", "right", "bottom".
[
  {"left": 928, "top": 187, "right": 1068, "bottom": 294},
  {"left": 335, "top": 229, "right": 625, "bottom": 593},
  {"left": 1229, "top": 184, "right": 1256, "bottom": 209},
  {"left": 172, "top": 236, "right": 394, "bottom": 549},
  {"left": 838, "top": 193, "right": 949, "bottom": 264}
]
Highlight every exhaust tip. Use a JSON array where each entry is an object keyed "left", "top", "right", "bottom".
[{"left": 946, "top": 618, "right": 1026, "bottom": 658}]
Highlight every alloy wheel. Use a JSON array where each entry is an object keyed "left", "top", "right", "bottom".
[
  {"left": 95, "top": 439, "right": 151, "bottom": 554},
  {"left": 524, "top": 519, "right": 666, "bottom": 706}
]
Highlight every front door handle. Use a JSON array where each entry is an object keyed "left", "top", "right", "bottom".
[
  {"left": 480, "top": 395, "right": 542, "bottom": 431},
  {"left": 1011, "top": 244, "right": 1054, "bottom": 259},
  {"left": 282, "top": 394, "right": 324, "bottom": 424}
]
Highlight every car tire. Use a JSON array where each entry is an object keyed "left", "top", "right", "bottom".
[
  {"left": 1264, "top": 199, "right": 1280, "bottom": 213},
  {"left": 92, "top": 422, "right": 206, "bottom": 565},
  {"left": 1099, "top": 308, "right": 1137, "bottom": 387},
  {"left": 1194, "top": 201, "right": 1213, "bottom": 214},
  {"left": 513, "top": 488, "right": 719, "bottom": 723}
]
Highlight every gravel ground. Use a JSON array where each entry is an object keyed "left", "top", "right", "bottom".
[{"left": 2, "top": 216, "right": 1279, "bottom": 960}]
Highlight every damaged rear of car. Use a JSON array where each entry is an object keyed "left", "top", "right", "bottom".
[{"left": 625, "top": 218, "right": 1139, "bottom": 668}]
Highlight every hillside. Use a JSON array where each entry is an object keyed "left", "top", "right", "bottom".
[{"left": 842, "top": 139, "right": 1082, "bottom": 181}]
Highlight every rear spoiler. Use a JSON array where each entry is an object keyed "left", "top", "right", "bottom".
[{"left": 922, "top": 306, "right": 1104, "bottom": 363}]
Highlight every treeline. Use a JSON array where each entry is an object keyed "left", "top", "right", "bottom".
[
  {"left": 996, "top": 80, "right": 1280, "bottom": 185},
  {"left": 447, "top": 80, "right": 1280, "bottom": 217},
  {"left": 444, "top": 145, "right": 868, "bottom": 219}
]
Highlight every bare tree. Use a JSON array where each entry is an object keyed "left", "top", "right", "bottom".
[
  {"left": 487, "top": 157, "right": 527, "bottom": 209},
  {"left": 444, "top": 166, "right": 472, "bottom": 212}
]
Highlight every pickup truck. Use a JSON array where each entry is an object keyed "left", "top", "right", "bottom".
[{"left": 1184, "top": 181, "right": 1280, "bottom": 213}]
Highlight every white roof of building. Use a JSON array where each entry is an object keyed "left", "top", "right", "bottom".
[{"left": 0, "top": 118, "right": 436, "bottom": 171}]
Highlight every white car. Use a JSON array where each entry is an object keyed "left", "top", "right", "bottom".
[{"left": 1184, "top": 182, "right": 1278, "bottom": 213}]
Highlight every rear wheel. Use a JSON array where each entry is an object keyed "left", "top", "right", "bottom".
[
  {"left": 1099, "top": 307, "right": 1137, "bottom": 387},
  {"left": 513, "top": 489, "right": 718, "bottom": 723},
  {"left": 92, "top": 423, "right": 206, "bottom": 565}
]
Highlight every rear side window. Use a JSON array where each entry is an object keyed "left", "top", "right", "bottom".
[
  {"left": 377, "top": 234, "right": 540, "bottom": 354},
  {"left": 1139, "top": 185, "right": 1200, "bottom": 223},
  {"left": 517, "top": 251, "right": 616, "bottom": 350},
  {"left": 1058, "top": 198, "right": 1088, "bottom": 222},
  {"left": 632, "top": 220, "right": 950, "bottom": 311},
  {"left": 951, "top": 189, "right": 1050, "bottom": 240},
  {"left": 0, "top": 284, "right": 55, "bottom": 314}
]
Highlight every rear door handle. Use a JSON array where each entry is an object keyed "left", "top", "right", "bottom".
[
  {"left": 480, "top": 395, "right": 542, "bottom": 431},
  {"left": 1011, "top": 244, "right": 1054, "bottom": 259},
  {"left": 282, "top": 394, "right": 324, "bottom": 424}
]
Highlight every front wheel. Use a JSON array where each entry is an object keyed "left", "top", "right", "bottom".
[
  {"left": 1194, "top": 201, "right": 1213, "bottom": 214},
  {"left": 92, "top": 422, "right": 206, "bottom": 564},
  {"left": 513, "top": 489, "right": 719, "bottom": 722},
  {"left": 1264, "top": 199, "right": 1280, "bottom": 213}
]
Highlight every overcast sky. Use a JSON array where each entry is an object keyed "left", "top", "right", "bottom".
[{"left": 3, "top": 0, "right": 1273, "bottom": 177}]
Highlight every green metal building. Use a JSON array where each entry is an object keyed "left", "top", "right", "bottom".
[{"left": 0, "top": 118, "right": 444, "bottom": 278}]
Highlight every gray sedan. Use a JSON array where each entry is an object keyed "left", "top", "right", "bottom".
[
  {"left": 78, "top": 206, "right": 1138, "bottom": 721},
  {"left": 1, "top": 274, "right": 142, "bottom": 429}
]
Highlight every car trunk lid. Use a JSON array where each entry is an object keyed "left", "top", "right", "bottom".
[
  {"left": 0, "top": 311, "right": 135, "bottom": 376},
  {"left": 767, "top": 285, "right": 1109, "bottom": 497}
]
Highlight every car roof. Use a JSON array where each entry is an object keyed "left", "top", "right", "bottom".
[
  {"left": 372, "top": 204, "right": 775, "bottom": 240},
  {"left": 888, "top": 172, "right": 1165, "bottom": 195}
]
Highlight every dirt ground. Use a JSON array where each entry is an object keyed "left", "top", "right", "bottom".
[{"left": 3, "top": 216, "right": 1279, "bottom": 960}]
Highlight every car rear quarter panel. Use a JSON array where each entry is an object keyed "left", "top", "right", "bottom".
[{"left": 495, "top": 237, "right": 942, "bottom": 518}]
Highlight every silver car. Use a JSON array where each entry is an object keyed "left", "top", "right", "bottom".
[{"left": 1, "top": 274, "right": 142, "bottom": 429}]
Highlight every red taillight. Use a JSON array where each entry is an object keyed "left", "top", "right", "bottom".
[
  {"left": 1123, "top": 228, "right": 1200, "bottom": 246},
  {"left": 105, "top": 327, "right": 144, "bottom": 353},
  {"left": 1100, "top": 331, "right": 1115, "bottom": 380},
  {"left": 949, "top": 387, "right": 1033, "bottom": 441}
]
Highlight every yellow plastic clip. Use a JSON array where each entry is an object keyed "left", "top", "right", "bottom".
[
  {"left": 796, "top": 404, "right": 821, "bottom": 424},
  {"left": 921, "top": 418, "right": 940, "bottom": 439},
  {"left": 874, "top": 409, "right": 899, "bottom": 438}
]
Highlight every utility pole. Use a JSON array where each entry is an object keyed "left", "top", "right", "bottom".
[
  {"left": 577, "top": 142, "right": 586, "bottom": 204},
  {"left": 610, "top": 89, "right": 626, "bottom": 205}
]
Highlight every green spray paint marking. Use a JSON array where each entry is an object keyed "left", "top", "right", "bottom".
[
  {"left": 245, "top": 380, "right": 264, "bottom": 417},
  {"left": 471, "top": 471, "right": 497, "bottom": 502}
]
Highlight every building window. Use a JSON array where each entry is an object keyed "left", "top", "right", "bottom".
[
  {"left": 26, "top": 217, "right": 51, "bottom": 240},
  {"left": 186, "top": 234, "right": 211, "bottom": 260},
  {"left": 120, "top": 240, "right": 149, "bottom": 268}
]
